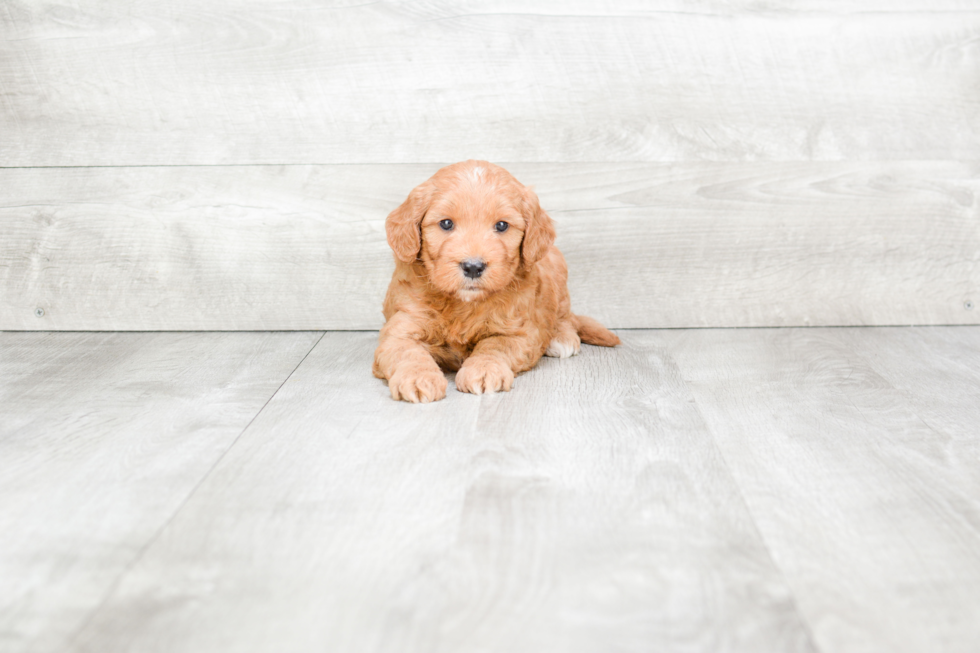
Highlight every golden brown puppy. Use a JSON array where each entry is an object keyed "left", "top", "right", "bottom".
[{"left": 373, "top": 160, "right": 620, "bottom": 403}]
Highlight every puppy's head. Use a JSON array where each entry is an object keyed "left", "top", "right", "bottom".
[{"left": 386, "top": 160, "right": 556, "bottom": 301}]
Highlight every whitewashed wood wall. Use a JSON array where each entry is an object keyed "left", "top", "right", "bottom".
[{"left": 2, "top": 1, "right": 978, "bottom": 329}]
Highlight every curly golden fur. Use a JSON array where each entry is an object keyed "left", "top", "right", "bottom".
[{"left": 373, "top": 160, "right": 620, "bottom": 403}]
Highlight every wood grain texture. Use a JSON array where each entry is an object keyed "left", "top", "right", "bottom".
[
  {"left": 0, "top": 331, "right": 321, "bottom": 653},
  {"left": 2, "top": 1, "right": 979, "bottom": 165},
  {"left": 660, "top": 327, "right": 980, "bottom": 653},
  {"left": 839, "top": 326, "right": 980, "bottom": 444},
  {"left": 2, "top": 162, "right": 977, "bottom": 330},
  {"left": 67, "top": 332, "right": 816, "bottom": 653}
]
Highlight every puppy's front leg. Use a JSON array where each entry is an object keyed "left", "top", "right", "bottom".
[
  {"left": 373, "top": 314, "right": 447, "bottom": 403},
  {"left": 455, "top": 335, "right": 534, "bottom": 395}
]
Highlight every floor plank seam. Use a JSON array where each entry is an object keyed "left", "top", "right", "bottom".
[
  {"left": 836, "top": 336, "right": 980, "bottom": 540},
  {"left": 60, "top": 331, "right": 327, "bottom": 648},
  {"left": 682, "top": 386, "right": 826, "bottom": 653}
]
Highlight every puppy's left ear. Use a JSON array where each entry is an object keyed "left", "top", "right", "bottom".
[
  {"left": 386, "top": 182, "right": 433, "bottom": 263},
  {"left": 520, "top": 186, "right": 556, "bottom": 266}
]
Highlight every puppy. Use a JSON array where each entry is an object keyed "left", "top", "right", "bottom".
[{"left": 373, "top": 160, "right": 620, "bottom": 403}]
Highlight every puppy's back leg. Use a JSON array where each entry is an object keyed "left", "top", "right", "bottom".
[{"left": 545, "top": 318, "right": 581, "bottom": 358}]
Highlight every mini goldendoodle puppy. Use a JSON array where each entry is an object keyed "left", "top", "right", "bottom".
[{"left": 373, "top": 160, "right": 620, "bottom": 403}]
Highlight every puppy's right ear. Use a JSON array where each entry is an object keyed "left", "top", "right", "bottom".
[{"left": 386, "top": 182, "right": 433, "bottom": 263}]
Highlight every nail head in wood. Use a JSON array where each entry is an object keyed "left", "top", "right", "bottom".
[{"left": 34, "top": 307, "right": 45, "bottom": 318}]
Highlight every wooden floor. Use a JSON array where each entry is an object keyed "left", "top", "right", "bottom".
[{"left": 2, "top": 327, "right": 978, "bottom": 653}]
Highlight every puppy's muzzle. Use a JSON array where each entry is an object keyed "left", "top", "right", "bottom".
[{"left": 460, "top": 258, "right": 487, "bottom": 279}]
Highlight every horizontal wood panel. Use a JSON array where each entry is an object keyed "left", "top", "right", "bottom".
[
  {"left": 2, "top": 2, "right": 978, "bottom": 165},
  {"left": 2, "top": 162, "right": 977, "bottom": 329}
]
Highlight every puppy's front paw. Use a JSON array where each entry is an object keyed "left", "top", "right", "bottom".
[
  {"left": 455, "top": 356, "right": 515, "bottom": 395},
  {"left": 388, "top": 366, "right": 447, "bottom": 403}
]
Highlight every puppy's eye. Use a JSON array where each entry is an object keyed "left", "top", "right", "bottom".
[
  {"left": 439, "top": 219, "right": 454, "bottom": 231},
  {"left": 494, "top": 221, "right": 509, "bottom": 233}
]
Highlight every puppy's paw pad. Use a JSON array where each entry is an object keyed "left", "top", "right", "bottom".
[
  {"left": 545, "top": 334, "right": 581, "bottom": 358},
  {"left": 389, "top": 368, "right": 448, "bottom": 403},
  {"left": 456, "top": 358, "right": 514, "bottom": 395}
]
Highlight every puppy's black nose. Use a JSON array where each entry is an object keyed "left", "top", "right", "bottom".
[{"left": 460, "top": 258, "right": 487, "bottom": 279}]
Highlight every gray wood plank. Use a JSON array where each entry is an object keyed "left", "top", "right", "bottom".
[
  {"left": 2, "top": 162, "right": 977, "bottom": 330},
  {"left": 660, "top": 327, "right": 980, "bottom": 653},
  {"left": 0, "top": 331, "right": 322, "bottom": 653},
  {"left": 68, "top": 332, "right": 816, "bottom": 653},
  {"left": 839, "top": 327, "right": 980, "bottom": 444},
  {"left": 2, "top": 2, "right": 978, "bottom": 165}
]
